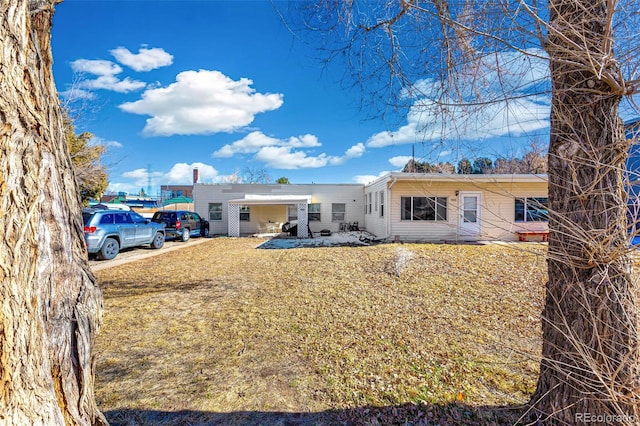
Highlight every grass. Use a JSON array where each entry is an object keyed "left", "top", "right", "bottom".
[{"left": 93, "top": 238, "right": 547, "bottom": 425}]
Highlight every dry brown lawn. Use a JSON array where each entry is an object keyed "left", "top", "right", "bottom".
[{"left": 94, "top": 238, "right": 547, "bottom": 425}]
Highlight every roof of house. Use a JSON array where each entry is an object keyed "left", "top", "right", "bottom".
[
  {"left": 228, "top": 194, "right": 313, "bottom": 205},
  {"left": 366, "top": 172, "right": 548, "bottom": 187}
]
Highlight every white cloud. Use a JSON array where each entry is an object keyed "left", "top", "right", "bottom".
[
  {"left": 58, "top": 88, "right": 96, "bottom": 101},
  {"left": 119, "top": 70, "right": 284, "bottom": 136},
  {"left": 111, "top": 46, "right": 174, "bottom": 72},
  {"left": 70, "top": 59, "right": 146, "bottom": 93},
  {"left": 353, "top": 171, "right": 390, "bottom": 185},
  {"left": 165, "top": 162, "right": 218, "bottom": 184},
  {"left": 389, "top": 155, "right": 412, "bottom": 167},
  {"left": 368, "top": 49, "right": 551, "bottom": 148},
  {"left": 213, "top": 131, "right": 365, "bottom": 169},
  {"left": 71, "top": 59, "right": 122, "bottom": 75},
  {"left": 213, "top": 131, "right": 290, "bottom": 157},
  {"left": 344, "top": 143, "right": 366, "bottom": 159},
  {"left": 89, "top": 136, "right": 123, "bottom": 149},
  {"left": 367, "top": 96, "right": 550, "bottom": 148}
]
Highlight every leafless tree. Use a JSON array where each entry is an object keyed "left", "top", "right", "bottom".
[
  {"left": 0, "top": 1, "right": 105, "bottom": 424},
  {"left": 243, "top": 166, "right": 273, "bottom": 184},
  {"left": 291, "top": 0, "right": 640, "bottom": 423}
]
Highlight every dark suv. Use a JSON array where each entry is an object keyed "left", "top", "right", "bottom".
[{"left": 151, "top": 210, "right": 209, "bottom": 242}]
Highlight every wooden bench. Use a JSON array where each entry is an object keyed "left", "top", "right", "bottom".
[{"left": 516, "top": 230, "right": 549, "bottom": 242}]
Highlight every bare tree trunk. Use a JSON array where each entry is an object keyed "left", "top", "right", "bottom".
[
  {"left": 0, "top": 1, "right": 106, "bottom": 424},
  {"left": 532, "top": 0, "right": 639, "bottom": 423}
]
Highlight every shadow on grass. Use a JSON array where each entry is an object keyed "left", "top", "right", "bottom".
[{"left": 105, "top": 402, "right": 533, "bottom": 425}]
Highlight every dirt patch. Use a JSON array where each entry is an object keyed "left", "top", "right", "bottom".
[{"left": 89, "top": 237, "right": 211, "bottom": 272}]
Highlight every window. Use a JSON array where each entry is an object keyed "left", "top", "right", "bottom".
[
  {"left": 208, "top": 203, "right": 222, "bottom": 221},
  {"left": 99, "top": 213, "right": 114, "bottom": 224},
  {"left": 308, "top": 203, "right": 321, "bottom": 221},
  {"left": 287, "top": 205, "right": 297, "bottom": 222},
  {"left": 114, "top": 212, "right": 133, "bottom": 224},
  {"left": 332, "top": 203, "right": 346, "bottom": 222},
  {"left": 401, "top": 196, "right": 447, "bottom": 221},
  {"left": 379, "top": 191, "right": 385, "bottom": 218},
  {"left": 367, "top": 193, "right": 372, "bottom": 214},
  {"left": 374, "top": 192, "right": 378, "bottom": 212},
  {"left": 515, "top": 197, "right": 548, "bottom": 222},
  {"left": 240, "top": 205, "right": 250, "bottom": 221}
]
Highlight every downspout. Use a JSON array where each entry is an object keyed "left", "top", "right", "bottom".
[{"left": 387, "top": 176, "right": 397, "bottom": 240}]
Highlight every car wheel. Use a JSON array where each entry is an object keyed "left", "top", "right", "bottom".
[
  {"left": 201, "top": 226, "right": 209, "bottom": 238},
  {"left": 181, "top": 228, "right": 190, "bottom": 242},
  {"left": 151, "top": 232, "right": 165, "bottom": 249},
  {"left": 98, "top": 238, "right": 119, "bottom": 260}
]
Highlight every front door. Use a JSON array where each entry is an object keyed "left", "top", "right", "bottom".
[{"left": 459, "top": 192, "right": 481, "bottom": 239}]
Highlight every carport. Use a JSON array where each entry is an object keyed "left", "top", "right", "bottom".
[{"left": 227, "top": 194, "right": 312, "bottom": 238}]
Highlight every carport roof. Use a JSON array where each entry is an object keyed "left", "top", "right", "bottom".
[{"left": 228, "top": 194, "right": 312, "bottom": 205}]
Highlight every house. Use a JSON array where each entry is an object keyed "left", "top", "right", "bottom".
[
  {"left": 193, "top": 173, "right": 549, "bottom": 242},
  {"left": 193, "top": 183, "right": 365, "bottom": 238},
  {"left": 364, "top": 173, "right": 548, "bottom": 242}
]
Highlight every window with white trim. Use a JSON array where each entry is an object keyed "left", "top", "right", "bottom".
[
  {"left": 332, "top": 203, "right": 346, "bottom": 222},
  {"left": 208, "top": 203, "right": 222, "bottom": 221},
  {"left": 515, "top": 197, "right": 548, "bottom": 222},
  {"left": 401, "top": 196, "right": 447, "bottom": 221},
  {"left": 308, "top": 203, "right": 321, "bottom": 221},
  {"left": 379, "top": 191, "right": 385, "bottom": 218},
  {"left": 239, "top": 205, "right": 250, "bottom": 221},
  {"left": 287, "top": 205, "right": 297, "bottom": 222}
]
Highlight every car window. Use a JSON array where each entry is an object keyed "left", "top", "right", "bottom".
[
  {"left": 114, "top": 213, "right": 133, "bottom": 224},
  {"left": 153, "top": 212, "right": 176, "bottom": 221},
  {"left": 180, "top": 213, "right": 189, "bottom": 220},
  {"left": 130, "top": 212, "right": 147, "bottom": 223},
  {"left": 192, "top": 212, "right": 201, "bottom": 221},
  {"left": 99, "top": 213, "right": 114, "bottom": 224},
  {"left": 82, "top": 212, "right": 94, "bottom": 224}
]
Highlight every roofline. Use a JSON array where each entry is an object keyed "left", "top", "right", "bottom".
[
  {"left": 194, "top": 182, "right": 364, "bottom": 187},
  {"left": 366, "top": 172, "right": 548, "bottom": 186}
]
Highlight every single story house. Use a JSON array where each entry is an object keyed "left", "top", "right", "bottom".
[
  {"left": 193, "top": 173, "right": 549, "bottom": 242},
  {"left": 193, "top": 183, "right": 365, "bottom": 238}
]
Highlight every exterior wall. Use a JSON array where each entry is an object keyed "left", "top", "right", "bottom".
[
  {"left": 382, "top": 177, "right": 548, "bottom": 242},
  {"left": 363, "top": 177, "right": 389, "bottom": 238},
  {"left": 193, "top": 183, "right": 365, "bottom": 236}
]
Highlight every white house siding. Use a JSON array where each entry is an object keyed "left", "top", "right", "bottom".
[
  {"left": 193, "top": 183, "right": 365, "bottom": 236},
  {"left": 363, "top": 178, "right": 389, "bottom": 238},
  {"left": 378, "top": 175, "right": 548, "bottom": 242}
]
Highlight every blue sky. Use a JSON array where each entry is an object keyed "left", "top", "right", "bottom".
[{"left": 51, "top": 0, "right": 559, "bottom": 196}]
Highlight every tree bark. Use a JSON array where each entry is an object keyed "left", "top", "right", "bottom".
[
  {"left": 0, "top": 1, "right": 106, "bottom": 424},
  {"left": 532, "top": 0, "right": 639, "bottom": 423}
]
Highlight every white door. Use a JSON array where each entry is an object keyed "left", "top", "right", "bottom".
[{"left": 459, "top": 192, "right": 481, "bottom": 238}]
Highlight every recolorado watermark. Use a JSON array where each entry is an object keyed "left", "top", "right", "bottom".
[{"left": 575, "top": 412, "right": 637, "bottom": 424}]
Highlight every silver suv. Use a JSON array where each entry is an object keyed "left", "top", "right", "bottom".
[{"left": 83, "top": 208, "right": 166, "bottom": 260}]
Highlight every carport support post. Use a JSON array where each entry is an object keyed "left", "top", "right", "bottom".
[
  {"left": 228, "top": 203, "right": 240, "bottom": 237},
  {"left": 296, "top": 202, "right": 308, "bottom": 238}
]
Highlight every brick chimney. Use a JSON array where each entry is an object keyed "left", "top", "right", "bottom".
[{"left": 193, "top": 167, "right": 199, "bottom": 184}]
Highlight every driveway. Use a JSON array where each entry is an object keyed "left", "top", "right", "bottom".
[{"left": 89, "top": 237, "right": 211, "bottom": 272}]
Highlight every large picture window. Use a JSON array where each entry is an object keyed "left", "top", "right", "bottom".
[
  {"left": 332, "top": 203, "right": 346, "bottom": 222},
  {"left": 208, "top": 203, "right": 222, "bottom": 221},
  {"left": 515, "top": 197, "right": 548, "bottom": 222},
  {"left": 308, "top": 203, "right": 321, "bottom": 221},
  {"left": 401, "top": 196, "right": 447, "bottom": 221}
]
